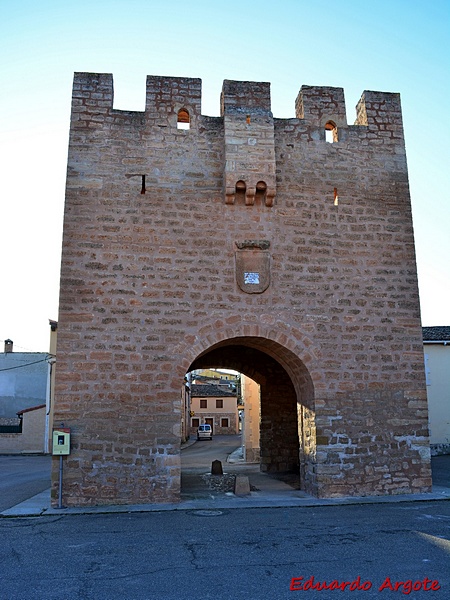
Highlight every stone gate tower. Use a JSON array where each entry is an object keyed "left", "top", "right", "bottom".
[{"left": 52, "top": 73, "right": 432, "bottom": 506}]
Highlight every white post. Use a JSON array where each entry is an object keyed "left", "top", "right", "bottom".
[{"left": 44, "top": 358, "right": 56, "bottom": 454}]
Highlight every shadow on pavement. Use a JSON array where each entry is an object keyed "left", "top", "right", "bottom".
[{"left": 181, "top": 447, "right": 450, "bottom": 501}]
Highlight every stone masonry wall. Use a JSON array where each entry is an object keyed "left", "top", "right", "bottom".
[{"left": 53, "top": 73, "right": 432, "bottom": 506}]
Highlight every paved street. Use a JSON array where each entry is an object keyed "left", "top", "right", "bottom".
[
  {"left": 181, "top": 433, "right": 242, "bottom": 468},
  {"left": 1, "top": 501, "right": 449, "bottom": 599},
  {"left": 0, "top": 448, "right": 449, "bottom": 598},
  {"left": 0, "top": 454, "right": 51, "bottom": 512}
]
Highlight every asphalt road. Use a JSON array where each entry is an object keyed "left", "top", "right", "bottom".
[
  {"left": 1, "top": 448, "right": 449, "bottom": 599},
  {"left": 0, "top": 454, "right": 51, "bottom": 512},
  {"left": 1, "top": 501, "right": 449, "bottom": 599}
]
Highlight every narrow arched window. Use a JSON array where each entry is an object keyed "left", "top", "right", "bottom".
[
  {"left": 325, "top": 120, "right": 338, "bottom": 143},
  {"left": 177, "top": 108, "right": 190, "bottom": 130}
]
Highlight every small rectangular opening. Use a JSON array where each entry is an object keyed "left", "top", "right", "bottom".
[{"left": 334, "top": 187, "right": 339, "bottom": 206}]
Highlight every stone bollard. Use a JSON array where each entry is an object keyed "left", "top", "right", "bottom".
[
  {"left": 234, "top": 475, "right": 251, "bottom": 496},
  {"left": 211, "top": 460, "right": 223, "bottom": 475}
]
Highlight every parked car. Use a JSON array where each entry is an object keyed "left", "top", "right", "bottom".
[{"left": 197, "top": 424, "right": 213, "bottom": 440}]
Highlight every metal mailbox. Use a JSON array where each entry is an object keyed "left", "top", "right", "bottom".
[{"left": 52, "top": 428, "right": 71, "bottom": 455}]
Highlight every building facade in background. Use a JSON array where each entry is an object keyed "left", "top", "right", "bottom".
[
  {"left": 0, "top": 332, "right": 56, "bottom": 454},
  {"left": 0, "top": 340, "right": 49, "bottom": 418},
  {"left": 423, "top": 326, "right": 450, "bottom": 455},
  {"left": 190, "top": 383, "right": 238, "bottom": 435}
]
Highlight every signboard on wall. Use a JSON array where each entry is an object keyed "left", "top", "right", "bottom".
[{"left": 52, "top": 428, "right": 71, "bottom": 455}]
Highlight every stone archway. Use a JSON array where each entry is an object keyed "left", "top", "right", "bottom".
[{"left": 184, "top": 334, "right": 317, "bottom": 495}]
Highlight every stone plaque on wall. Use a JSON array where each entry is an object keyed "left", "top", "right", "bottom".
[{"left": 235, "top": 240, "right": 271, "bottom": 294}]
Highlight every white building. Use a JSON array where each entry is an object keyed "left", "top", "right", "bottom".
[{"left": 423, "top": 327, "right": 450, "bottom": 455}]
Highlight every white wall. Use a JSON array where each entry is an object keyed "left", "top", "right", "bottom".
[{"left": 425, "top": 344, "right": 450, "bottom": 454}]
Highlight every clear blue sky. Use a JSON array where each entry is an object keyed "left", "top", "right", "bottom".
[{"left": 1, "top": 0, "right": 449, "bottom": 351}]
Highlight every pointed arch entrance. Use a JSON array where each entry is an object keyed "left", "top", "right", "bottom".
[{"left": 185, "top": 336, "right": 316, "bottom": 493}]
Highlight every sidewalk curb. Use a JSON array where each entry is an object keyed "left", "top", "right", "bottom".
[{"left": 2, "top": 486, "right": 449, "bottom": 519}]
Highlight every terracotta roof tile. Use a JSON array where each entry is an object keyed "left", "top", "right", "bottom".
[{"left": 191, "top": 383, "right": 236, "bottom": 397}]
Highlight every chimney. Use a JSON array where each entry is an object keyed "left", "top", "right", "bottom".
[{"left": 4, "top": 339, "right": 13, "bottom": 353}]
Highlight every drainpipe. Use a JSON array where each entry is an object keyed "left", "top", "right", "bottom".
[{"left": 45, "top": 357, "right": 56, "bottom": 453}]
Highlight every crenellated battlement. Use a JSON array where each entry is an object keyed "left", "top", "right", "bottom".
[
  {"left": 145, "top": 75, "right": 202, "bottom": 124},
  {"left": 355, "top": 90, "right": 403, "bottom": 130},
  {"left": 295, "top": 85, "right": 348, "bottom": 129},
  {"left": 221, "top": 79, "right": 272, "bottom": 116},
  {"left": 68, "top": 72, "right": 407, "bottom": 209},
  {"left": 71, "top": 72, "right": 404, "bottom": 133}
]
